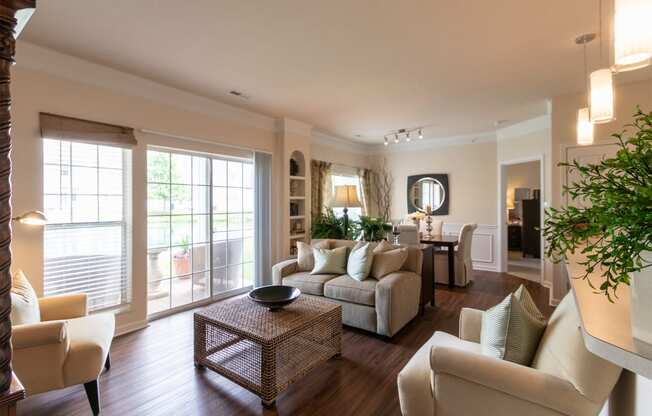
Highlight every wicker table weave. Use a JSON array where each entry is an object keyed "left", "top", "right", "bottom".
[{"left": 194, "top": 294, "right": 342, "bottom": 406}]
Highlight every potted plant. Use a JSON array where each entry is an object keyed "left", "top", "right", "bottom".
[
  {"left": 356, "top": 216, "right": 392, "bottom": 242},
  {"left": 543, "top": 108, "right": 652, "bottom": 343},
  {"left": 173, "top": 236, "right": 191, "bottom": 276},
  {"left": 311, "top": 209, "right": 348, "bottom": 239}
]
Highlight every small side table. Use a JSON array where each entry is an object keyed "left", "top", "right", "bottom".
[
  {"left": 416, "top": 244, "right": 434, "bottom": 313},
  {"left": 0, "top": 373, "right": 26, "bottom": 416}
]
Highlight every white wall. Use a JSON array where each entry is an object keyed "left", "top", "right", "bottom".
[
  {"left": 377, "top": 137, "right": 499, "bottom": 271},
  {"left": 551, "top": 80, "right": 652, "bottom": 416}
]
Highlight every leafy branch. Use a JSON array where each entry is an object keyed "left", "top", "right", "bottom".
[{"left": 543, "top": 107, "right": 652, "bottom": 301}]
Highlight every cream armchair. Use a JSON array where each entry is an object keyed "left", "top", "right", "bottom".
[
  {"left": 12, "top": 292, "right": 115, "bottom": 416},
  {"left": 397, "top": 293, "right": 622, "bottom": 416}
]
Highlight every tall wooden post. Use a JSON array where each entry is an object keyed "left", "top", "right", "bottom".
[{"left": 0, "top": 0, "right": 35, "bottom": 393}]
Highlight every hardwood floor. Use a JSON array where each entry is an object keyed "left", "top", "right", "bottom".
[{"left": 18, "top": 271, "right": 554, "bottom": 416}]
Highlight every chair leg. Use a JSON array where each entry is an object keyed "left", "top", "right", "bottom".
[
  {"left": 83, "top": 379, "right": 100, "bottom": 416},
  {"left": 104, "top": 353, "right": 111, "bottom": 371}
]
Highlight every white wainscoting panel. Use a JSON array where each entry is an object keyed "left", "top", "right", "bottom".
[{"left": 441, "top": 223, "right": 497, "bottom": 272}]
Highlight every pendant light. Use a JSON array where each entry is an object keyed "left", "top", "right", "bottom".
[
  {"left": 577, "top": 108, "right": 594, "bottom": 145},
  {"left": 576, "top": 33, "right": 596, "bottom": 145},
  {"left": 590, "top": 0, "right": 615, "bottom": 124},
  {"left": 614, "top": 0, "right": 652, "bottom": 71}
]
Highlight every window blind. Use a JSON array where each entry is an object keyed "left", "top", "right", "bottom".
[
  {"left": 42, "top": 138, "right": 132, "bottom": 312},
  {"left": 40, "top": 112, "right": 137, "bottom": 148}
]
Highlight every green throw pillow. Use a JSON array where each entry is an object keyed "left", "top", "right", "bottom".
[
  {"left": 311, "top": 246, "right": 348, "bottom": 275},
  {"left": 480, "top": 284, "right": 547, "bottom": 366},
  {"left": 347, "top": 243, "right": 374, "bottom": 281}
]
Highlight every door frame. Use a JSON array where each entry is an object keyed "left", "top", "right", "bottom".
[{"left": 497, "top": 155, "right": 545, "bottom": 284}]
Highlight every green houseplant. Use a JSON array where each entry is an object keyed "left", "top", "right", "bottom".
[
  {"left": 311, "top": 209, "right": 348, "bottom": 239},
  {"left": 543, "top": 108, "right": 652, "bottom": 342},
  {"left": 356, "top": 216, "right": 392, "bottom": 242}
]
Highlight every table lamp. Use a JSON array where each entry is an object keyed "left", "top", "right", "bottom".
[{"left": 330, "top": 185, "right": 361, "bottom": 238}]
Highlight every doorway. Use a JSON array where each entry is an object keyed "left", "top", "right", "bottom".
[{"left": 498, "top": 157, "right": 544, "bottom": 283}]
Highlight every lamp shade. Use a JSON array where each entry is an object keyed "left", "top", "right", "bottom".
[
  {"left": 13, "top": 210, "right": 48, "bottom": 226},
  {"left": 590, "top": 69, "right": 615, "bottom": 124},
  {"left": 330, "top": 185, "right": 362, "bottom": 208},
  {"left": 614, "top": 0, "right": 652, "bottom": 71},
  {"left": 577, "top": 108, "right": 594, "bottom": 145}
]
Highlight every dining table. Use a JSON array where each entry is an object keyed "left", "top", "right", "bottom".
[{"left": 420, "top": 234, "right": 460, "bottom": 288}]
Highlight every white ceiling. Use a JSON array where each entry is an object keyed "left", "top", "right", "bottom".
[{"left": 21, "top": 0, "right": 652, "bottom": 144}]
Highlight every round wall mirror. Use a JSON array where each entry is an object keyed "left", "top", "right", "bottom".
[{"left": 409, "top": 177, "right": 446, "bottom": 212}]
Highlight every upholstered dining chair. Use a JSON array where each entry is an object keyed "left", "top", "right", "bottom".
[
  {"left": 419, "top": 216, "right": 443, "bottom": 237},
  {"left": 10, "top": 270, "right": 115, "bottom": 416},
  {"left": 435, "top": 223, "right": 477, "bottom": 286},
  {"left": 398, "top": 224, "right": 419, "bottom": 245}
]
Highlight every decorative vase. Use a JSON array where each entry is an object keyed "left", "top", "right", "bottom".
[{"left": 631, "top": 251, "right": 652, "bottom": 345}]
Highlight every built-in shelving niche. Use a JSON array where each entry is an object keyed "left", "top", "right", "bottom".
[{"left": 289, "top": 150, "right": 307, "bottom": 256}]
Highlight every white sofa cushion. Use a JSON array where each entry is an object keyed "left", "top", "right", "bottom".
[
  {"left": 480, "top": 285, "right": 546, "bottom": 366},
  {"left": 296, "top": 240, "right": 330, "bottom": 272},
  {"left": 347, "top": 242, "right": 374, "bottom": 281},
  {"left": 10, "top": 270, "right": 41, "bottom": 325},
  {"left": 312, "top": 246, "right": 348, "bottom": 275},
  {"left": 324, "top": 274, "right": 377, "bottom": 306}
]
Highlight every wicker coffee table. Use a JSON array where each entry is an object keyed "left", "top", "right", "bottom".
[{"left": 194, "top": 294, "right": 342, "bottom": 407}]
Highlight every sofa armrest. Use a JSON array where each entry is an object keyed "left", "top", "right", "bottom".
[
  {"left": 12, "top": 321, "right": 68, "bottom": 349},
  {"left": 375, "top": 271, "right": 421, "bottom": 337},
  {"left": 272, "top": 259, "right": 298, "bottom": 285},
  {"left": 430, "top": 346, "right": 596, "bottom": 416},
  {"left": 38, "top": 293, "right": 88, "bottom": 321},
  {"left": 459, "top": 307, "right": 483, "bottom": 342}
]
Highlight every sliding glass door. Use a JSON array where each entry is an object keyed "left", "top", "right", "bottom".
[{"left": 147, "top": 148, "right": 254, "bottom": 315}]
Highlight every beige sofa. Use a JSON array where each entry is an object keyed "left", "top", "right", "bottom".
[
  {"left": 397, "top": 293, "right": 622, "bottom": 415},
  {"left": 272, "top": 239, "right": 423, "bottom": 337}
]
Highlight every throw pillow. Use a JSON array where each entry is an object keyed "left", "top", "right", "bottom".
[
  {"left": 370, "top": 247, "right": 408, "bottom": 280},
  {"left": 312, "top": 246, "right": 348, "bottom": 275},
  {"left": 297, "top": 240, "right": 330, "bottom": 271},
  {"left": 347, "top": 243, "right": 374, "bottom": 281},
  {"left": 373, "top": 239, "right": 395, "bottom": 254},
  {"left": 480, "top": 284, "right": 547, "bottom": 366},
  {"left": 10, "top": 269, "right": 41, "bottom": 326}
]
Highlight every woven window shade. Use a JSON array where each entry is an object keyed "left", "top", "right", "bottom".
[{"left": 40, "top": 112, "right": 137, "bottom": 148}]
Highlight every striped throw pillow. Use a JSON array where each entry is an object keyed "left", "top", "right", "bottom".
[{"left": 480, "top": 284, "right": 547, "bottom": 366}]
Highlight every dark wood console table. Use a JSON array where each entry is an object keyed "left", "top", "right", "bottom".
[{"left": 421, "top": 234, "right": 460, "bottom": 288}]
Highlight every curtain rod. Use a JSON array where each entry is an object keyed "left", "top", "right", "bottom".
[{"left": 139, "top": 128, "right": 273, "bottom": 155}]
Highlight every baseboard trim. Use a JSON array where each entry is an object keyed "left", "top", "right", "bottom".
[
  {"left": 115, "top": 320, "right": 149, "bottom": 337},
  {"left": 473, "top": 264, "right": 497, "bottom": 272}
]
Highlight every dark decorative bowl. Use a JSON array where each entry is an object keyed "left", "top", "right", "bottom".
[{"left": 248, "top": 285, "right": 301, "bottom": 310}]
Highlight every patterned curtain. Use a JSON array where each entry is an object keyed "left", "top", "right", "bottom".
[
  {"left": 311, "top": 160, "right": 332, "bottom": 220},
  {"left": 358, "top": 168, "right": 373, "bottom": 216}
]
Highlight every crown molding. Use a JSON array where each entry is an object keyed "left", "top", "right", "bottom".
[
  {"left": 15, "top": 41, "right": 278, "bottom": 133},
  {"left": 311, "top": 130, "right": 370, "bottom": 154},
  {"left": 496, "top": 114, "right": 551, "bottom": 141},
  {"left": 370, "top": 131, "right": 497, "bottom": 154}
]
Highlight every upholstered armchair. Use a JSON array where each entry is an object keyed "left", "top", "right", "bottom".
[
  {"left": 397, "top": 293, "right": 622, "bottom": 416},
  {"left": 11, "top": 271, "right": 115, "bottom": 416},
  {"left": 435, "top": 223, "right": 477, "bottom": 286}
]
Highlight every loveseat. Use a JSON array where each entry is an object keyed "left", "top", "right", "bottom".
[{"left": 272, "top": 239, "right": 423, "bottom": 337}]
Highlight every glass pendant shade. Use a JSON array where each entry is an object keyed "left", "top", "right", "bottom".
[
  {"left": 590, "top": 68, "right": 615, "bottom": 123},
  {"left": 577, "top": 108, "right": 594, "bottom": 145},
  {"left": 614, "top": 0, "right": 652, "bottom": 71}
]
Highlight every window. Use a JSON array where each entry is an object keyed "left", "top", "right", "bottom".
[
  {"left": 147, "top": 149, "right": 254, "bottom": 315},
  {"left": 331, "top": 173, "right": 363, "bottom": 221},
  {"left": 43, "top": 139, "right": 132, "bottom": 312}
]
